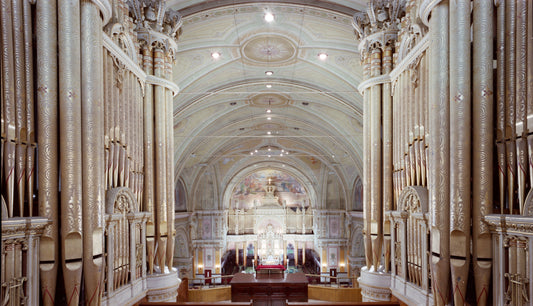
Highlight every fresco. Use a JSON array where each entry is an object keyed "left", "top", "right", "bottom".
[{"left": 233, "top": 169, "right": 306, "bottom": 196}]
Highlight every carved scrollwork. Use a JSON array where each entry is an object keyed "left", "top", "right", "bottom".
[
  {"left": 106, "top": 187, "right": 138, "bottom": 214},
  {"left": 398, "top": 185, "right": 428, "bottom": 213}
]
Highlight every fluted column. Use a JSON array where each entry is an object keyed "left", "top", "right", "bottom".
[
  {"left": 362, "top": 52, "right": 373, "bottom": 268},
  {"left": 382, "top": 45, "right": 393, "bottom": 273},
  {"left": 428, "top": 2, "right": 450, "bottom": 305},
  {"left": 81, "top": 0, "right": 105, "bottom": 304},
  {"left": 58, "top": 0, "right": 83, "bottom": 303},
  {"left": 35, "top": 0, "right": 59, "bottom": 303},
  {"left": 472, "top": 1, "right": 494, "bottom": 304},
  {"left": 370, "top": 47, "right": 382, "bottom": 269},
  {"left": 153, "top": 46, "right": 168, "bottom": 271}
]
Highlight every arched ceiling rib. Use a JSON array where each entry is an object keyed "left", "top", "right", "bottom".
[{"left": 171, "top": 1, "right": 365, "bottom": 208}]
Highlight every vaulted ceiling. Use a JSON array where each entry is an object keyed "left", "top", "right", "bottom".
[{"left": 169, "top": 0, "right": 366, "bottom": 208}]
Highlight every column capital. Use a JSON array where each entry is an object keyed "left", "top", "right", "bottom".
[
  {"left": 130, "top": 0, "right": 182, "bottom": 57},
  {"left": 353, "top": 1, "right": 404, "bottom": 56}
]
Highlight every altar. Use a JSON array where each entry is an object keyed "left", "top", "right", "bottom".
[
  {"left": 230, "top": 272, "right": 308, "bottom": 304},
  {"left": 256, "top": 264, "right": 285, "bottom": 276}
]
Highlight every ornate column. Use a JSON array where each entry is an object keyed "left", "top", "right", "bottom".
[
  {"left": 153, "top": 45, "right": 168, "bottom": 270},
  {"left": 370, "top": 46, "right": 382, "bottom": 269},
  {"left": 132, "top": 0, "right": 181, "bottom": 274},
  {"left": 35, "top": 0, "right": 59, "bottom": 303},
  {"left": 142, "top": 44, "right": 156, "bottom": 274},
  {"left": 382, "top": 44, "right": 393, "bottom": 273},
  {"left": 362, "top": 51, "right": 372, "bottom": 268},
  {"left": 58, "top": 0, "right": 83, "bottom": 303},
  {"left": 472, "top": 0, "right": 494, "bottom": 304},
  {"left": 428, "top": 2, "right": 450, "bottom": 305}
]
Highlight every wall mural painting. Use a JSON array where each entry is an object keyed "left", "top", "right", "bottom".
[
  {"left": 232, "top": 169, "right": 308, "bottom": 208},
  {"left": 205, "top": 248, "right": 214, "bottom": 269}
]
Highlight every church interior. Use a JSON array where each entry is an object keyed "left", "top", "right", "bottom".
[{"left": 1, "top": 0, "right": 533, "bottom": 305}]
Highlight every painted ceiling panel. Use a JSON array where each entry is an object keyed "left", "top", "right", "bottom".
[{"left": 170, "top": 1, "right": 365, "bottom": 209}]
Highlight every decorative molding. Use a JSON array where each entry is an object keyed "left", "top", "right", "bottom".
[
  {"left": 357, "top": 35, "right": 429, "bottom": 94},
  {"left": 419, "top": 0, "right": 443, "bottom": 27},
  {"left": 390, "top": 35, "right": 429, "bottom": 81},
  {"left": 146, "top": 75, "right": 180, "bottom": 96},
  {"left": 103, "top": 33, "right": 180, "bottom": 97},
  {"left": 146, "top": 271, "right": 181, "bottom": 302},
  {"left": 357, "top": 74, "right": 391, "bottom": 94},
  {"left": 91, "top": 0, "right": 112, "bottom": 25},
  {"left": 398, "top": 185, "right": 428, "bottom": 213},
  {"left": 484, "top": 214, "right": 533, "bottom": 235},
  {"left": 358, "top": 267, "right": 392, "bottom": 302},
  {"left": 104, "top": 33, "right": 146, "bottom": 79}
]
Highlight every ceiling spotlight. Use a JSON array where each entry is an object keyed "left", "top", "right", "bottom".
[
  {"left": 266, "top": 84, "right": 272, "bottom": 88},
  {"left": 268, "top": 154, "right": 272, "bottom": 158},
  {"left": 211, "top": 52, "right": 221, "bottom": 59},
  {"left": 264, "top": 12, "right": 274, "bottom": 22},
  {"left": 267, "top": 131, "right": 272, "bottom": 135},
  {"left": 318, "top": 52, "right": 328, "bottom": 60},
  {"left": 280, "top": 153, "right": 283, "bottom": 156},
  {"left": 255, "top": 149, "right": 258, "bottom": 153},
  {"left": 268, "top": 148, "right": 271, "bottom": 151},
  {"left": 266, "top": 109, "right": 272, "bottom": 113},
  {"left": 267, "top": 117, "right": 272, "bottom": 120},
  {"left": 265, "top": 71, "right": 274, "bottom": 76},
  {"left": 250, "top": 152, "right": 254, "bottom": 155}
]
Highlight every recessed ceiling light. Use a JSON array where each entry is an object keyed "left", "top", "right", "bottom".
[
  {"left": 211, "top": 52, "right": 221, "bottom": 59},
  {"left": 267, "top": 117, "right": 272, "bottom": 120},
  {"left": 265, "top": 71, "right": 273, "bottom": 76},
  {"left": 266, "top": 84, "right": 272, "bottom": 88},
  {"left": 264, "top": 12, "right": 274, "bottom": 22},
  {"left": 318, "top": 53, "right": 328, "bottom": 60}
]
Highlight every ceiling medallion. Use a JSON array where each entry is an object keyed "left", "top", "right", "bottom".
[
  {"left": 247, "top": 93, "right": 291, "bottom": 108},
  {"left": 242, "top": 35, "right": 297, "bottom": 65}
]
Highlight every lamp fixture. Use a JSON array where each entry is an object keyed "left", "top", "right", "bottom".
[
  {"left": 250, "top": 146, "right": 289, "bottom": 157},
  {"left": 318, "top": 52, "right": 328, "bottom": 60},
  {"left": 267, "top": 117, "right": 272, "bottom": 120},
  {"left": 211, "top": 51, "right": 221, "bottom": 59},
  {"left": 266, "top": 84, "right": 272, "bottom": 88},
  {"left": 264, "top": 12, "right": 274, "bottom": 22},
  {"left": 265, "top": 71, "right": 273, "bottom": 76}
]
